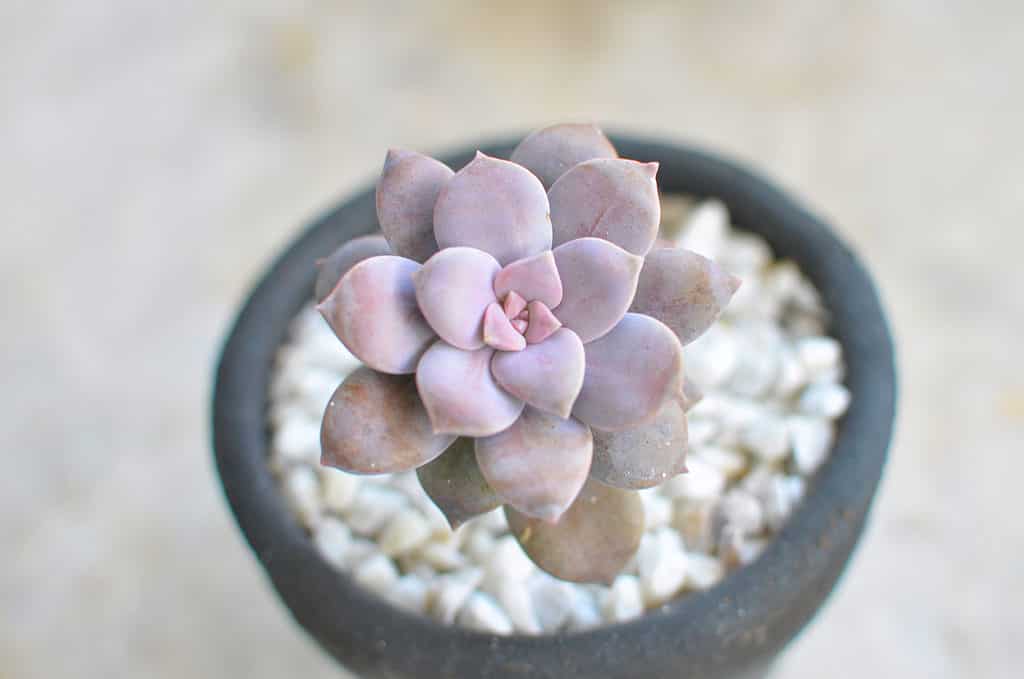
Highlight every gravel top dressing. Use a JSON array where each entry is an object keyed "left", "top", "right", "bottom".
[{"left": 266, "top": 195, "right": 849, "bottom": 636}]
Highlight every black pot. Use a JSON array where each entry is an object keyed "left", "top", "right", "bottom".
[{"left": 212, "top": 135, "right": 896, "bottom": 679}]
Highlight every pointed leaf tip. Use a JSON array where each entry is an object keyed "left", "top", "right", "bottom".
[
  {"left": 417, "top": 438, "right": 502, "bottom": 529},
  {"left": 377, "top": 150, "right": 453, "bottom": 262},
  {"left": 313, "top": 235, "right": 392, "bottom": 303},
  {"left": 510, "top": 123, "right": 618, "bottom": 188}
]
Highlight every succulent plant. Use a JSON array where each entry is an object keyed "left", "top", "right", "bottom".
[{"left": 315, "top": 123, "right": 739, "bottom": 584}]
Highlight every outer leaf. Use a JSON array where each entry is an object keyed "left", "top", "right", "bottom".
[
  {"left": 433, "top": 152, "right": 552, "bottom": 265},
  {"left": 491, "top": 328, "right": 584, "bottom": 418},
  {"left": 509, "top": 123, "right": 617, "bottom": 188},
  {"left": 314, "top": 235, "right": 391, "bottom": 302},
  {"left": 318, "top": 255, "right": 435, "bottom": 374},
  {"left": 416, "top": 341, "right": 525, "bottom": 437},
  {"left": 631, "top": 248, "right": 741, "bottom": 345},
  {"left": 476, "top": 408, "right": 592, "bottom": 522},
  {"left": 376, "top": 150, "right": 453, "bottom": 262},
  {"left": 549, "top": 158, "right": 661, "bottom": 256},
  {"left": 552, "top": 237, "right": 642, "bottom": 343},
  {"left": 589, "top": 398, "right": 689, "bottom": 489},
  {"left": 320, "top": 367, "right": 455, "bottom": 474},
  {"left": 413, "top": 247, "right": 500, "bottom": 350},
  {"left": 506, "top": 478, "right": 644, "bottom": 585},
  {"left": 417, "top": 438, "right": 501, "bottom": 529},
  {"left": 572, "top": 313, "right": 684, "bottom": 431},
  {"left": 492, "top": 250, "right": 563, "bottom": 309}
]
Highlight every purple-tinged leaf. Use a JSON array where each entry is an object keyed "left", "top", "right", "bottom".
[
  {"left": 318, "top": 255, "right": 435, "bottom": 374},
  {"left": 631, "top": 248, "right": 741, "bottom": 345},
  {"left": 491, "top": 328, "right": 585, "bottom": 419},
  {"left": 506, "top": 478, "right": 644, "bottom": 585},
  {"left": 483, "top": 302, "right": 526, "bottom": 352},
  {"left": 416, "top": 341, "right": 525, "bottom": 437},
  {"left": 552, "top": 237, "right": 642, "bottom": 343},
  {"left": 321, "top": 367, "right": 455, "bottom": 474},
  {"left": 493, "top": 250, "right": 563, "bottom": 309},
  {"left": 476, "top": 408, "right": 592, "bottom": 522},
  {"left": 502, "top": 290, "right": 528, "bottom": 319},
  {"left": 549, "top": 158, "right": 661, "bottom": 256},
  {"left": 314, "top": 235, "right": 392, "bottom": 303},
  {"left": 417, "top": 438, "right": 501, "bottom": 529},
  {"left": 433, "top": 152, "right": 552, "bottom": 265},
  {"left": 376, "top": 150, "right": 453, "bottom": 262},
  {"left": 590, "top": 398, "right": 689, "bottom": 489},
  {"left": 572, "top": 313, "right": 684, "bottom": 431},
  {"left": 523, "top": 300, "right": 561, "bottom": 345},
  {"left": 412, "top": 246, "right": 500, "bottom": 350},
  {"left": 509, "top": 123, "right": 618, "bottom": 189}
]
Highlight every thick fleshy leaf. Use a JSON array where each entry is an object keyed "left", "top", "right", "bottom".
[
  {"left": 492, "top": 250, "right": 563, "bottom": 309},
  {"left": 572, "top": 313, "right": 684, "bottom": 431},
  {"left": 476, "top": 408, "right": 593, "bottom": 522},
  {"left": 523, "top": 300, "right": 561, "bottom": 345},
  {"left": 376, "top": 150, "right": 454, "bottom": 262},
  {"left": 321, "top": 367, "right": 455, "bottom": 474},
  {"left": 631, "top": 248, "right": 741, "bottom": 345},
  {"left": 549, "top": 158, "right": 661, "bottom": 256},
  {"left": 433, "top": 152, "right": 552, "bottom": 265},
  {"left": 551, "top": 237, "right": 642, "bottom": 343},
  {"left": 491, "top": 328, "right": 585, "bottom": 418},
  {"left": 319, "top": 256, "right": 435, "bottom": 374},
  {"left": 506, "top": 478, "right": 644, "bottom": 585},
  {"left": 416, "top": 341, "right": 525, "bottom": 437},
  {"left": 314, "top": 235, "right": 392, "bottom": 302},
  {"left": 502, "top": 290, "right": 527, "bottom": 319},
  {"left": 590, "top": 398, "right": 689, "bottom": 489},
  {"left": 413, "top": 247, "right": 499, "bottom": 350},
  {"left": 417, "top": 438, "right": 501, "bottom": 529},
  {"left": 509, "top": 123, "right": 618, "bottom": 189},
  {"left": 483, "top": 302, "right": 526, "bottom": 352}
]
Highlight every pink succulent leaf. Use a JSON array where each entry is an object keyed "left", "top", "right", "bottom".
[
  {"left": 413, "top": 246, "right": 500, "bottom": 350},
  {"left": 314, "top": 234, "right": 391, "bottom": 303},
  {"left": 318, "top": 255, "right": 435, "bottom": 374},
  {"left": 376, "top": 150, "right": 454, "bottom": 262},
  {"left": 476, "top": 407, "right": 592, "bottom": 522},
  {"left": 491, "top": 327, "right": 585, "bottom": 419},
  {"left": 589, "top": 398, "right": 689, "bottom": 489},
  {"left": 433, "top": 152, "right": 552, "bottom": 265},
  {"left": 549, "top": 158, "right": 661, "bottom": 256},
  {"left": 416, "top": 341, "right": 525, "bottom": 437},
  {"left": 506, "top": 477, "right": 644, "bottom": 585},
  {"left": 523, "top": 300, "right": 561, "bottom": 345},
  {"left": 551, "top": 237, "right": 643, "bottom": 343},
  {"left": 509, "top": 123, "right": 618, "bottom": 189},
  {"left": 572, "top": 312, "right": 684, "bottom": 431},
  {"left": 320, "top": 367, "right": 455, "bottom": 474},
  {"left": 502, "top": 290, "right": 528, "bottom": 319},
  {"left": 511, "top": 318, "right": 528, "bottom": 334},
  {"left": 631, "top": 248, "right": 742, "bottom": 346},
  {"left": 483, "top": 302, "right": 526, "bottom": 352},
  {"left": 492, "top": 250, "right": 563, "bottom": 309},
  {"left": 417, "top": 438, "right": 502, "bottom": 529}
]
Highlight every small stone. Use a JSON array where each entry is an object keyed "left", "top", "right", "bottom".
[
  {"left": 457, "top": 592, "right": 514, "bottom": 635},
  {"left": 602, "top": 575, "right": 644, "bottom": 622},
  {"left": 720, "top": 232, "right": 772, "bottom": 277},
  {"left": 345, "top": 538, "right": 379, "bottom": 568},
  {"left": 273, "top": 419, "right": 321, "bottom": 465},
  {"left": 713, "top": 489, "right": 764, "bottom": 537},
  {"left": 640, "top": 490, "right": 673, "bottom": 531},
  {"left": 728, "top": 322, "right": 782, "bottom": 398},
  {"left": 788, "top": 416, "right": 834, "bottom": 474},
  {"left": 354, "top": 553, "right": 400, "bottom": 596},
  {"left": 684, "top": 325, "right": 738, "bottom": 388},
  {"left": 305, "top": 329, "right": 362, "bottom": 375},
  {"left": 379, "top": 511, "right": 432, "bottom": 557},
  {"left": 663, "top": 457, "right": 726, "bottom": 501},
  {"left": 268, "top": 402, "right": 308, "bottom": 430},
  {"left": 685, "top": 553, "right": 724, "bottom": 590},
  {"left": 313, "top": 516, "right": 353, "bottom": 568},
  {"left": 675, "top": 199, "right": 728, "bottom": 259},
  {"left": 417, "top": 542, "right": 466, "bottom": 572},
  {"left": 283, "top": 465, "right": 321, "bottom": 529},
  {"left": 637, "top": 529, "right": 688, "bottom": 607},
  {"left": 346, "top": 485, "right": 409, "bottom": 536},
  {"left": 430, "top": 568, "right": 483, "bottom": 625},
  {"left": 774, "top": 346, "right": 808, "bottom": 398},
  {"left": 297, "top": 370, "right": 343, "bottom": 419},
  {"left": 760, "top": 475, "right": 806, "bottom": 531},
  {"left": 739, "top": 417, "right": 790, "bottom": 462},
  {"left": 464, "top": 528, "right": 497, "bottom": 566},
  {"left": 687, "top": 418, "right": 718, "bottom": 447},
  {"left": 786, "top": 312, "right": 828, "bottom": 338},
  {"left": 529, "top": 575, "right": 576, "bottom": 633},
  {"left": 693, "top": 445, "right": 747, "bottom": 480},
  {"left": 476, "top": 508, "right": 510, "bottom": 535},
  {"left": 321, "top": 468, "right": 359, "bottom": 513},
  {"left": 566, "top": 587, "right": 603, "bottom": 631},
  {"left": 671, "top": 498, "right": 716, "bottom": 552},
  {"left": 795, "top": 336, "right": 841, "bottom": 379},
  {"left": 799, "top": 381, "right": 851, "bottom": 418},
  {"left": 388, "top": 574, "right": 430, "bottom": 614},
  {"left": 493, "top": 580, "right": 541, "bottom": 634},
  {"left": 485, "top": 536, "right": 536, "bottom": 583},
  {"left": 719, "top": 526, "right": 766, "bottom": 571}
]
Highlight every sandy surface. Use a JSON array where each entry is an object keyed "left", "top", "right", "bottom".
[{"left": 3, "top": 2, "right": 1022, "bottom": 677}]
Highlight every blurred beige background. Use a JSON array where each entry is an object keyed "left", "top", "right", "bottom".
[{"left": 3, "top": 1, "right": 1022, "bottom": 677}]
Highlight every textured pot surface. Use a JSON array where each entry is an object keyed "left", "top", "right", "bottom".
[{"left": 212, "top": 136, "right": 897, "bottom": 679}]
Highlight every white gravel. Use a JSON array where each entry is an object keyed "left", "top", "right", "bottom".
[{"left": 265, "top": 196, "right": 850, "bottom": 635}]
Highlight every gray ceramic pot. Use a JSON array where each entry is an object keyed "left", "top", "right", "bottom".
[{"left": 212, "top": 135, "right": 897, "bottom": 679}]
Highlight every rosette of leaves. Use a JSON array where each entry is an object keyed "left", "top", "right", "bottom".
[{"left": 314, "top": 124, "right": 739, "bottom": 584}]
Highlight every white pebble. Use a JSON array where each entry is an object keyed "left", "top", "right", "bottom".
[
  {"left": 344, "top": 538, "right": 379, "bottom": 568},
  {"left": 464, "top": 528, "right": 497, "bottom": 565},
  {"left": 304, "top": 329, "right": 361, "bottom": 374},
  {"left": 283, "top": 466, "right": 321, "bottom": 529},
  {"left": 788, "top": 416, "right": 834, "bottom": 474},
  {"left": 353, "top": 553, "right": 399, "bottom": 596},
  {"left": 379, "top": 511, "right": 432, "bottom": 557},
  {"left": 321, "top": 468, "right": 359, "bottom": 513},
  {"left": 685, "top": 553, "right": 724, "bottom": 590},
  {"left": 663, "top": 457, "right": 726, "bottom": 501},
  {"left": 795, "top": 336, "right": 841, "bottom": 379},
  {"left": 475, "top": 508, "right": 509, "bottom": 534},
  {"left": 640, "top": 490, "right": 673, "bottom": 531},
  {"left": 692, "top": 445, "right": 747, "bottom": 480},
  {"left": 676, "top": 199, "right": 728, "bottom": 259},
  {"left": 493, "top": 580, "right": 541, "bottom": 634},
  {"left": 313, "top": 516, "right": 353, "bottom": 568},
  {"left": 457, "top": 592, "right": 514, "bottom": 635},
  {"left": 430, "top": 568, "right": 483, "bottom": 625},
  {"left": 739, "top": 417, "right": 790, "bottom": 462},
  {"left": 714, "top": 489, "right": 765, "bottom": 537},
  {"left": 529, "top": 576, "right": 577, "bottom": 633},
  {"left": 346, "top": 485, "right": 408, "bottom": 536},
  {"left": 686, "top": 418, "right": 718, "bottom": 447},
  {"left": 417, "top": 542, "right": 466, "bottom": 572},
  {"left": 760, "top": 475, "right": 806, "bottom": 531},
  {"left": 720, "top": 233, "right": 772, "bottom": 277},
  {"left": 684, "top": 325, "right": 738, "bottom": 388},
  {"left": 273, "top": 419, "right": 321, "bottom": 465},
  {"left": 719, "top": 527, "right": 766, "bottom": 570},
  {"left": 297, "top": 370, "right": 343, "bottom": 418},
  {"left": 602, "top": 575, "right": 644, "bottom": 622},
  {"left": 672, "top": 499, "right": 716, "bottom": 553},
  {"left": 485, "top": 536, "right": 535, "bottom": 583},
  {"left": 566, "top": 588, "right": 603, "bottom": 631},
  {"left": 388, "top": 574, "right": 430, "bottom": 615},
  {"left": 799, "top": 381, "right": 851, "bottom": 418},
  {"left": 637, "top": 529, "right": 689, "bottom": 607},
  {"left": 774, "top": 346, "right": 808, "bottom": 397}
]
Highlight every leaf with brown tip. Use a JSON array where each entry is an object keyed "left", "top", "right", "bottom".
[
  {"left": 433, "top": 152, "right": 551, "bottom": 265},
  {"left": 549, "top": 158, "right": 661, "bottom": 256},
  {"left": 413, "top": 246, "right": 500, "bottom": 350},
  {"left": 506, "top": 478, "right": 644, "bottom": 584},
  {"left": 572, "top": 313, "right": 684, "bottom": 431},
  {"left": 631, "top": 248, "right": 741, "bottom": 345},
  {"left": 321, "top": 367, "right": 455, "bottom": 474},
  {"left": 552, "top": 237, "right": 642, "bottom": 343},
  {"left": 314, "top": 235, "right": 392, "bottom": 302},
  {"left": 417, "top": 438, "right": 501, "bottom": 529},
  {"left": 509, "top": 123, "right": 618, "bottom": 188},
  {"left": 416, "top": 341, "right": 525, "bottom": 437},
  {"left": 491, "top": 328, "right": 584, "bottom": 418},
  {"left": 590, "top": 398, "right": 689, "bottom": 489},
  {"left": 376, "top": 150, "right": 453, "bottom": 262},
  {"left": 318, "top": 255, "right": 436, "bottom": 374}
]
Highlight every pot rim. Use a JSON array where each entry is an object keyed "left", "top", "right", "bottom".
[{"left": 212, "top": 134, "right": 896, "bottom": 679}]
